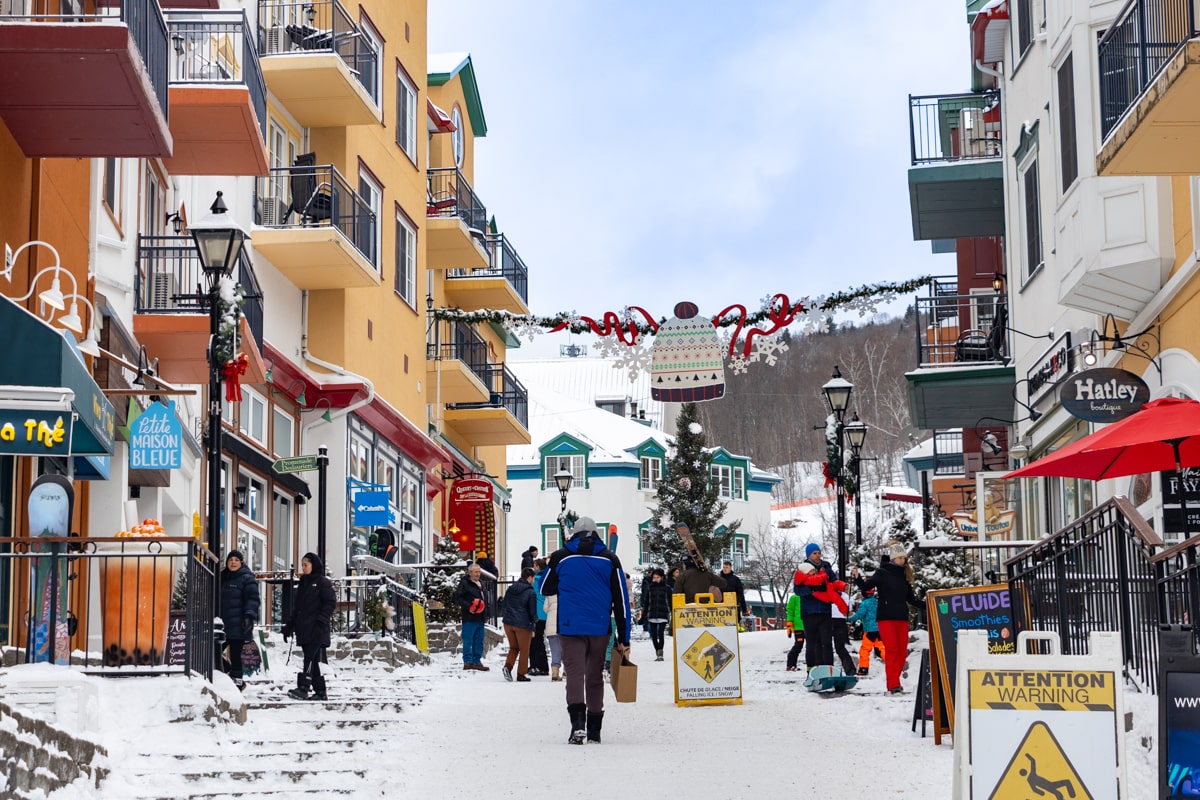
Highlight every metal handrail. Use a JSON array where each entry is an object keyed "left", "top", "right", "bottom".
[
  {"left": 255, "top": 163, "right": 378, "bottom": 268},
  {"left": 912, "top": 290, "right": 1009, "bottom": 367},
  {"left": 256, "top": 0, "right": 378, "bottom": 103},
  {"left": 165, "top": 10, "right": 267, "bottom": 138},
  {"left": 427, "top": 167, "right": 487, "bottom": 234},
  {"left": 908, "top": 91, "right": 1001, "bottom": 165}
]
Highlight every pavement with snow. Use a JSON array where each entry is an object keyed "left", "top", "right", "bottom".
[{"left": 8, "top": 625, "right": 1160, "bottom": 799}]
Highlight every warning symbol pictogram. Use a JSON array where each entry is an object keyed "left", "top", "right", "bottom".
[
  {"left": 682, "top": 631, "right": 735, "bottom": 683},
  {"left": 989, "top": 721, "right": 1092, "bottom": 800}
]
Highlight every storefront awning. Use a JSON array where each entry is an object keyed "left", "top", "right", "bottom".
[
  {"left": 427, "top": 98, "right": 457, "bottom": 134},
  {"left": 972, "top": 0, "right": 1009, "bottom": 67},
  {"left": 0, "top": 296, "right": 115, "bottom": 456}
]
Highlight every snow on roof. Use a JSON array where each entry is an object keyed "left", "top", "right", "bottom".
[
  {"left": 508, "top": 357, "right": 665, "bottom": 429},
  {"left": 427, "top": 52, "right": 470, "bottom": 76}
]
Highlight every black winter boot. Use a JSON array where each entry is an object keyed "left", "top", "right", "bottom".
[
  {"left": 287, "top": 672, "right": 310, "bottom": 700},
  {"left": 567, "top": 703, "right": 587, "bottom": 745},
  {"left": 586, "top": 711, "right": 604, "bottom": 744},
  {"left": 310, "top": 675, "right": 327, "bottom": 701}
]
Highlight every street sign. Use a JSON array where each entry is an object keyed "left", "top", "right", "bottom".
[{"left": 272, "top": 455, "right": 320, "bottom": 474}]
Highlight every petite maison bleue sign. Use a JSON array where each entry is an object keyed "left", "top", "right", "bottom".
[{"left": 1059, "top": 367, "right": 1149, "bottom": 423}]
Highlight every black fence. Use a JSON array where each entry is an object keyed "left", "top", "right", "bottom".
[
  {"left": 1153, "top": 535, "right": 1200, "bottom": 650},
  {"left": 912, "top": 284, "right": 1009, "bottom": 367},
  {"left": 1098, "top": 0, "right": 1196, "bottom": 139},
  {"left": 428, "top": 167, "right": 488, "bottom": 234},
  {"left": 0, "top": 537, "right": 217, "bottom": 680},
  {"left": 453, "top": 364, "right": 530, "bottom": 430},
  {"left": 908, "top": 91, "right": 1001, "bottom": 165},
  {"left": 426, "top": 322, "right": 492, "bottom": 387},
  {"left": 166, "top": 10, "right": 267, "bottom": 138},
  {"left": 135, "top": 235, "right": 264, "bottom": 353},
  {"left": 255, "top": 163, "right": 378, "bottom": 268},
  {"left": 1005, "top": 497, "right": 1163, "bottom": 692},
  {"left": 256, "top": 0, "right": 377, "bottom": 103}
]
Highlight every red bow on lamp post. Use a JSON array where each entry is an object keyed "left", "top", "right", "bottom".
[{"left": 221, "top": 353, "right": 249, "bottom": 402}]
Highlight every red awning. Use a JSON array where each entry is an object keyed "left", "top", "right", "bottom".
[
  {"left": 972, "top": 0, "right": 1010, "bottom": 67},
  {"left": 879, "top": 486, "right": 923, "bottom": 504},
  {"left": 427, "top": 98, "right": 457, "bottom": 134}
]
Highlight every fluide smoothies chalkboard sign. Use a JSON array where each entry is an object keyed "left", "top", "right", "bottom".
[{"left": 926, "top": 584, "right": 1015, "bottom": 741}]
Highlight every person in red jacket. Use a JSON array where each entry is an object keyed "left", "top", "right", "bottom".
[
  {"left": 793, "top": 543, "right": 848, "bottom": 672},
  {"left": 851, "top": 543, "right": 924, "bottom": 694}
]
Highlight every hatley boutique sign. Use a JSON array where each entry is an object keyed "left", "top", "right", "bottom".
[{"left": 1059, "top": 368, "right": 1149, "bottom": 423}]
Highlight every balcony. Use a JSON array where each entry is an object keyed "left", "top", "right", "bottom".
[
  {"left": 133, "top": 235, "right": 266, "bottom": 386},
  {"left": 426, "top": 324, "right": 491, "bottom": 405},
  {"left": 253, "top": 161, "right": 380, "bottom": 289},
  {"left": 162, "top": 11, "right": 267, "bottom": 176},
  {"left": 1097, "top": 0, "right": 1200, "bottom": 175},
  {"left": 907, "top": 92, "right": 1004, "bottom": 241},
  {"left": 905, "top": 278, "right": 1015, "bottom": 430},
  {"left": 444, "top": 365, "right": 531, "bottom": 446},
  {"left": 427, "top": 167, "right": 489, "bottom": 270},
  {"left": 444, "top": 234, "right": 530, "bottom": 314},
  {"left": 256, "top": 0, "right": 379, "bottom": 128},
  {"left": 0, "top": 0, "right": 171, "bottom": 158}
]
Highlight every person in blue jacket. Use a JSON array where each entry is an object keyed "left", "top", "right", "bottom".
[
  {"left": 540, "top": 515, "right": 631, "bottom": 745},
  {"left": 529, "top": 558, "right": 551, "bottom": 676},
  {"left": 847, "top": 588, "right": 885, "bottom": 676}
]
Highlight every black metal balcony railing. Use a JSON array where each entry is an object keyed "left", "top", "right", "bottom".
[
  {"left": 256, "top": 0, "right": 378, "bottom": 104},
  {"left": 1155, "top": 535, "right": 1200, "bottom": 659},
  {"left": 0, "top": 538, "right": 217, "bottom": 680},
  {"left": 913, "top": 286, "right": 1009, "bottom": 367},
  {"left": 427, "top": 167, "right": 487, "bottom": 234},
  {"left": 329, "top": 574, "right": 423, "bottom": 645},
  {"left": 166, "top": 10, "right": 267, "bottom": 137},
  {"left": 445, "top": 233, "right": 530, "bottom": 304},
  {"left": 932, "top": 430, "right": 965, "bottom": 476},
  {"left": 1006, "top": 497, "right": 1162, "bottom": 692},
  {"left": 426, "top": 324, "right": 491, "bottom": 388},
  {"left": 255, "top": 164, "right": 378, "bottom": 268},
  {"left": 1098, "top": 0, "right": 1197, "bottom": 139},
  {"left": 135, "top": 235, "right": 265, "bottom": 352},
  {"left": 453, "top": 364, "right": 530, "bottom": 430},
  {"left": 909, "top": 91, "right": 1002, "bottom": 165},
  {"left": 1, "top": 0, "right": 170, "bottom": 124}
]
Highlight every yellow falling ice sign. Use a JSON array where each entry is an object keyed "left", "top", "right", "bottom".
[
  {"left": 989, "top": 721, "right": 1092, "bottom": 800},
  {"left": 682, "top": 631, "right": 735, "bottom": 683}
]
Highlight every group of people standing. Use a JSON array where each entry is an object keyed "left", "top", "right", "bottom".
[{"left": 790, "top": 541, "right": 922, "bottom": 694}]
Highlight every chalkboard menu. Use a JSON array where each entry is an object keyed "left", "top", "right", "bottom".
[
  {"left": 166, "top": 612, "right": 188, "bottom": 667},
  {"left": 925, "top": 584, "right": 1014, "bottom": 740},
  {"left": 911, "top": 648, "right": 935, "bottom": 737}
]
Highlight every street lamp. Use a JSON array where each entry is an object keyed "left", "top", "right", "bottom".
[
  {"left": 189, "top": 191, "right": 249, "bottom": 601},
  {"left": 844, "top": 412, "right": 868, "bottom": 546},
  {"left": 821, "top": 366, "right": 854, "bottom": 573},
  {"left": 554, "top": 468, "right": 573, "bottom": 537}
]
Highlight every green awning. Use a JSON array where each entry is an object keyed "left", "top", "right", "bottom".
[{"left": 0, "top": 296, "right": 115, "bottom": 456}]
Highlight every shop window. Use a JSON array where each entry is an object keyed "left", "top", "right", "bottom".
[
  {"left": 240, "top": 388, "right": 267, "bottom": 445},
  {"left": 272, "top": 407, "right": 294, "bottom": 458}
]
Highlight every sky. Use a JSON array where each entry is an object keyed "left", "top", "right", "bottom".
[{"left": 427, "top": 2, "right": 964, "bottom": 357}]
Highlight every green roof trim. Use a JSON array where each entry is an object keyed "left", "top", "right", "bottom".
[
  {"left": 428, "top": 54, "right": 488, "bottom": 137},
  {"left": 487, "top": 319, "right": 520, "bottom": 349}
]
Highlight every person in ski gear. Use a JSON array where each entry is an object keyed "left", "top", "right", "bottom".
[
  {"left": 456, "top": 563, "right": 491, "bottom": 671},
  {"left": 847, "top": 589, "right": 884, "bottom": 675},
  {"left": 793, "top": 543, "right": 847, "bottom": 672},
  {"left": 501, "top": 567, "right": 538, "bottom": 682},
  {"left": 784, "top": 592, "right": 806, "bottom": 671},
  {"left": 283, "top": 552, "right": 335, "bottom": 701},
  {"left": 219, "top": 550, "right": 259, "bottom": 690},
  {"left": 851, "top": 543, "right": 923, "bottom": 693}
]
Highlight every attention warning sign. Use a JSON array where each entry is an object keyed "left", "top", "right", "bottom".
[
  {"left": 682, "top": 631, "right": 736, "bottom": 682},
  {"left": 969, "top": 670, "right": 1116, "bottom": 712},
  {"left": 672, "top": 594, "right": 742, "bottom": 706},
  {"left": 988, "top": 722, "right": 1092, "bottom": 800}
]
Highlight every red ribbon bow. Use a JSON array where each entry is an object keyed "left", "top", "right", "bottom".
[{"left": 221, "top": 353, "right": 250, "bottom": 402}]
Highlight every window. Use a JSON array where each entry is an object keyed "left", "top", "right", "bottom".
[
  {"left": 349, "top": 432, "right": 372, "bottom": 482},
  {"left": 103, "top": 158, "right": 121, "bottom": 226},
  {"left": 238, "top": 471, "right": 267, "bottom": 525},
  {"left": 396, "top": 67, "right": 417, "bottom": 162},
  {"left": 451, "top": 107, "right": 464, "bottom": 168},
  {"left": 400, "top": 468, "right": 420, "bottom": 523},
  {"left": 395, "top": 210, "right": 416, "bottom": 306},
  {"left": 543, "top": 524, "right": 563, "bottom": 554},
  {"left": 545, "top": 454, "right": 585, "bottom": 485},
  {"left": 1021, "top": 158, "right": 1042, "bottom": 281},
  {"left": 1017, "top": 0, "right": 1034, "bottom": 56},
  {"left": 358, "top": 169, "right": 381, "bottom": 268},
  {"left": 640, "top": 456, "right": 661, "bottom": 491},
  {"left": 357, "top": 21, "right": 381, "bottom": 106},
  {"left": 1057, "top": 53, "right": 1078, "bottom": 192},
  {"left": 272, "top": 407, "right": 294, "bottom": 458},
  {"left": 639, "top": 523, "right": 653, "bottom": 566},
  {"left": 240, "top": 388, "right": 267, "bottom": 445},
  {"left": 272, "top": 492, "right": 293, "bottom": 571},
  {"left": 144, "top": 166, "right": 162, "bottom": 236},
  {"left": 732, "top": 467, "right": 744, "bottom": 500},
  {"left": 711, "top": 465, "right": 745, "bottom": 500}
]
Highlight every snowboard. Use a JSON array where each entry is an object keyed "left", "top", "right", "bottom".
[
  {"left": 29, "top": 475, "right": 74, "bottom": 665},
  {"left": 804, "top": 665, "right": 857, "bottom": 692}
]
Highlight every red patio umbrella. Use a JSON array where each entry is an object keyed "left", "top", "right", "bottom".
[{"left": 1005, "top": 397, "right": 1200, "bottom": 534}]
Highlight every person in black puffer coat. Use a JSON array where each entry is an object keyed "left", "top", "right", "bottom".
[
  {"left": 283, "top": 552, "right": 336, "bottom": 701},
  {"left": 641, "top": 568, "right": 673, "bottom": 661},
  {"left": 501, "top": 567, "right": 539, "bottom": 681},
  {"left": 219, "top": 550, "right": 259, "bottom": 689},
  {"left": 851, "top": 543, "right": 924, "bottom": 694},
  {"left": 520, "top": 546, "right": 539, "bottom": 571}
]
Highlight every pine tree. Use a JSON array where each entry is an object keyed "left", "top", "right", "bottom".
[
  {"left": 641, "top": 403, "right": 738, "bottom": 569},
  {"left": 424, "top": 534, "right": 464, "bottom": 623},
  {"left": 915, "top": 511, "right": 979, "bottom": 593}
]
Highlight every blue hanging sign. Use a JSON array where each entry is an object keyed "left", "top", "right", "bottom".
[
  {"left": 353, "top": 489, "right": 390, "bottom": 527},
  {"left": 129, "top": 401, "right": 182, "bottom": 470}
]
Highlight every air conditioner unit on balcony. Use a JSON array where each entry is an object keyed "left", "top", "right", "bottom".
[
  {"left": 258, "top": 196, "right": 289, "bottom": 227},
  {"left": 147, "top": 272, "right": 177, "bottom": 310},
  {"left": 263, "top": 26, "right": 291, "bottom": 56}
]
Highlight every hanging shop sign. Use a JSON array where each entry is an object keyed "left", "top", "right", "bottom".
[
  {"left": 0, "top": 409, "right": 72, "bottom": 456},
  {"left": 448, "top": 477, "right": 494, "bottom": 553},
  {"left": 1160, "top": 468, "right": 1200, "bottom": 536},
  {"left": 352, "top": 489, "right": 390, "bottom": 527},
  {"left": 1059, "top": 368, "right": 1149, "bottom": 423},
  {"left": 1026, "top": 331, "right": 1073, "bottom": 407},
  {"left": 128, "top": 401, "right": 182, "bottom": 470}
]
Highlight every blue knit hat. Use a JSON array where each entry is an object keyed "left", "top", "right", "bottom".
[{"left": 805, "top": 543, "right": 821, "bottom": 558}]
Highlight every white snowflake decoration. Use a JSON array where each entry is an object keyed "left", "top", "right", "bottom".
[
  {"left": 751, "top": 333, "right": 789, "bottom": 366},
  {"left": 728, "top": 354, "right": 749, "bottom": 374},
  {"left": 688, "top": 422, "right": 703, "bottom": 435}
]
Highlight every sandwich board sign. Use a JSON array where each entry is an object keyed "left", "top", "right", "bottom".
[
  {"left": 671, "top": 592, "right": 742, "bottom": 706},
  {"left": 952, "top": 629, "right": 1126, "bottom": 800}
]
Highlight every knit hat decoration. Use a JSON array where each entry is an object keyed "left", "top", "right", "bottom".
[{"left": 651, "top": 301, "right": 725, "bottom": 403}]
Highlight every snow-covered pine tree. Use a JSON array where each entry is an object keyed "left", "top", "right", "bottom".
[
  {"left": 424, "top": 534, "right": 465, "bottom": 623},
  {"left": 640, "top": 403, "right": 738, "bottom": 569},
  {"left": 915, "top": 510, "right": 979, "bottom": 593}
]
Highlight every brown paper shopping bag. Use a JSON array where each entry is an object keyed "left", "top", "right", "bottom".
[{"left": 610, "top": 649, "right": 638, "bottom": 702}]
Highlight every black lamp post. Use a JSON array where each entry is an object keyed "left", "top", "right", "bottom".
[
  {"left": 554, "top": 468, "right": 573, "bottom": 538},
  {"left": 821, "top": 366, "right": 853, "bottom": 573},
  {"left": 189, "top": 191, "right": 248, "bottom": 604},
  {"left": 844, "top": 412, "right": 868, "bottom": 547}
]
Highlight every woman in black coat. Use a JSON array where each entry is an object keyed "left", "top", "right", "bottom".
[
  {"left": 219, "top": 550, "right": 260, "bottom": 688},
  {"left": 851, "top": 543, "right": 924, "bottom": 694},
  {"left": 284, "top": 552, "right": 336, "bottom": 701},
  {"left": 641, "top": 568, "right": 673, "bottom": 661}
]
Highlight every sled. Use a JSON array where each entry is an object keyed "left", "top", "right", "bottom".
[{"left": 804, "top": 665, "right": 857, "bottom": 692}]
